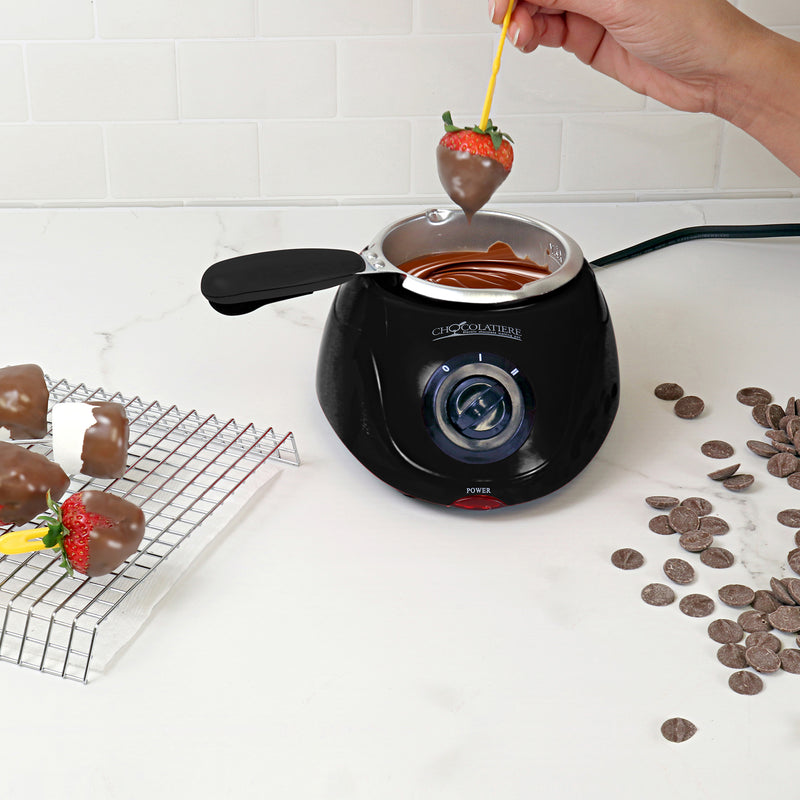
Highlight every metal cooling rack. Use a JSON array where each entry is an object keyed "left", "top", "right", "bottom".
[{"left": 0, "top": 377, "right": 300, "bottom": 682}]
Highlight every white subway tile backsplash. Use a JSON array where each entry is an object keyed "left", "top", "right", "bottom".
[
  {"left": 719, "top": 124, "right": 800, "bottom": 189},
  {"left": 411, "top": 116, "right": 562, "bottom": 196},
  {"left": 338, "top": 36, "right": 493, "bottom": 117},
  {"left": 96, "top": 0, "right": 255, "bottom": 39},
  {"left": 415, "top": 0, "right": 492, "bottom": 33},
  {"left": 494, "top": 48, "right": 646, "bottom": 113},
  {"left": 0, "top": 1, "right": 795, "bottom": 205},
  {"left": 107, "top": 123, "right": 259, "bottom": 199},
  {"left": 0, "top": 47, "right": 28, "bottom": 122},
  {"left": 0, "top": 125, "right": 105, "bottom": 200},
  {"left": 260, "top": 120, "right": 410, "bottom": 196},
  {"left": 258, "top": 0, "right": 411, "bottom": 36},
  {"left": 563, "top": 115, "right": 721, "bottom": 191},
  {"left": 28, "top": 44, "right": 177, "bottom": 122},
  {"left": 0, "top": 0, "right": 94, "bottom": 39},
  {"left": 178, "top": 41, "right": 336, "bottom": 120}
]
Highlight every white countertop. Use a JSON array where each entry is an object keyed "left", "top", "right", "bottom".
[{"left": 2, "top": 198, "right": 800, "bottom": 799}]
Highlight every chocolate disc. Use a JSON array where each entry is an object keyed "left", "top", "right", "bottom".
[
  {"left": 778, "top": 509, "right": 800, "bottom": 528},
  {"left": 767, "top": 453, "right": 800, "bottom": 477},
  {"left": 668, "top": 506, "right": 700, "bottom": 533},
  {"left": 707, "top": 618, "right": 744, "bottom": 644},
  {"left": 681, "top": 497, "right": 712, "bottom": 516},
  {"left": 728, "top": 670, "right": 764, "bottom": 695},
  {"left": 717, "top": 643, "right": 748, "bottom": 669},
  {"left": 660, "top": 717, "right": 697, "bottom": 743},
  {"left": 648, "top": 515, "right": 674, "bottom": 535},
  {"left": 744, "top": 631, "right": 781, "bottom": 652},
  {"left": 611, "top": 548, "right": 644, "bottom": 570},
  {"left": 718, "top": 584, "right": 755, "bottom": 607},
  {"left": 745, "top": 645, "right": 781, "bottom": 673},
  {"left": 722, "top": 474, "right": 754, "bottom": 491},
  {"left": 645, "top": 495, "right": 680, "bottom": 510},
  {"left": 679, "top": 530, "right": 714, "bottom": 553},
  {"left": 768, "top": 577, "right": 795, "bottom": 606},
  {"left": 738, "top": 610, "right": 772, "bottom": 632},
  {"left": 768, "top": 605, "right": 800, "bottom": 633},
  {"left": 698, "top": 516, "right": 729, "bottom": 535},
  {"left": 674, "top": 395, "right": 704, "bottom": 419},
  {"left": 679, "top": 593, "right": 715, "bottom": 617},
  {"left": 779, "top": 649, "right": 800, "bottom": 673},
  {"left": 663, "top": 558, "right": 694, "bottom": 585},
  {"left": 767, "top": 404, "right": 786, "bottom": 429},
  {"left": 752, "top": 590, "right": 780, "bottom": 614},
  {"left": 747, "top": 440, "right": 778, "bottom": 458},
  {"left": 782, "top": 577, "right": 800, "bottom": 604},
  {"left": 766, "top": 429, "right": 791, "bottom": 444},
  {"left": 737, "top": 387, "right": 772, "bottom": 406},
  {"left": 641, "top": 583, "right": 676, "bottom": 607},
  {"left": 752, "top": 404, "right": 770, "bottom": 428},
  {"left": 699, "top": 547, "right": 735, "bottom": 569},
  {"left": 788, "top": 548, "right": 800, "bottom": 576},
  {"left": 707, "top": 464, "right": 740, "bottom": 481},
  {"left": 701, "top": 440, "right": 734, "bottom": 459},
  {"left": 654, "top": 383, "right": 684, "bottom": 401}
]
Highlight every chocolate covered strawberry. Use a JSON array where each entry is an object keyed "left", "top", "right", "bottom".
[
  {"left": 41, "top": 490, "right": 145, "bottom": 577},
  {"left": 436, "top": 111, "right": 514, "bottom": 219}
]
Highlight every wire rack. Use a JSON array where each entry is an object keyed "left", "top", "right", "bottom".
[{"left": 0, "top": 377, "right": 300, "bottom": 683}]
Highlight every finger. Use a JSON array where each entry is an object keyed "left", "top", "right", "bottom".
[
  {"left": 490, "top": 0, "right": 538, "bottom": 26},
  {"left": 506, "top": 6, "right": 539, "bottom": 49}
]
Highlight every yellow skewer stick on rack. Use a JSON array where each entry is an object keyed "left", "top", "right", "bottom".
[
  {"left": 479, "top": 0, "right": 516, "bottom": 130},
  {"left": 0, "top": 527, "right": 51, "bottom": 554}
]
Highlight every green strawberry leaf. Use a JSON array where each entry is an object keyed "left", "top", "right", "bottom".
[
  {"left": 441, "top": 110, "right": 514, "bottom": 151},
  {"left": 442, "top": 110, "right": 463, "bottom": 133}
]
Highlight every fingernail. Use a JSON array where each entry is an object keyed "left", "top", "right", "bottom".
[
  {"left": 509, "top": 22, "right": 520, "bottom": 46},
  {"left": 489, "top": 1, "right": 495, "bottom": 19}
]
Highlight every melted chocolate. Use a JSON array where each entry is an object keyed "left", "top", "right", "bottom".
[
  {"left": 399, "top": 242, "right": 550, "bottom": 290},
  {"left": 79, "top": 490, "right": 145, "bottom": 577},
  {"left": 0, "top": 442, "right": 69, "bottom": 526},
  {"left": 436, "top": 145, "right": 509, "bottom": 220},
  {"left": 0, "top": 364, "right": 48, "bottom": 440},
  {"left": 81, "top": 402, "right": 129, "bottom": 479}
]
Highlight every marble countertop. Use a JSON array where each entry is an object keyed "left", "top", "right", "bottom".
[{"left": 2, "top": 198, "right": 800, "bottom": 799}]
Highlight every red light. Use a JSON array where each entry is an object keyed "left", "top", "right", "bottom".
[{"left": 450, "top": 495, "right": 506, "bottom": 510}]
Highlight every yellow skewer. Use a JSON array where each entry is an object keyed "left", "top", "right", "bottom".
[
  {"left": 479, "top": 0, "right": 516, "bottom": 131},
  {"left": 0, "top": 527, "right": 50, "bottom": 555}
]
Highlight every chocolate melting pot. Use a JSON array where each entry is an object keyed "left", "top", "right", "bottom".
[{"left": 201, "top": 209, "right": 619, "bottom": 510}]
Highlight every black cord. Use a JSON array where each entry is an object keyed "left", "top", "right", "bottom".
[{"left": 591, "top": 223, "right": 800, "bottom": 268}]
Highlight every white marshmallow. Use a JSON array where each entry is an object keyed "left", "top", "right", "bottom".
[{"left": 51, "top": 402, "right": 96, "bottom": 476}]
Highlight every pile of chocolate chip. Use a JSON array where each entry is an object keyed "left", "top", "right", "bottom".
[
  {"left": 739, "top": 387, "right": 800, "bottom": 491},
  {"left": 610, "top": 383, "right": 800, "bottom": 742}
]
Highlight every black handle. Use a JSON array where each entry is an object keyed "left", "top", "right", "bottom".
[{"left": 201, "top": 248, "right": 365, "bottom": 316}]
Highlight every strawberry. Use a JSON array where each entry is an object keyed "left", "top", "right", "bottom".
[
  {"left": 40, "top": 490, "right": 145, "bottom": 577},
  {"left": 438, "top": 111, "right": 514, "bottom": 172},
  {"left": 436, "top": 111, "right": 514, "bottom": 219}
]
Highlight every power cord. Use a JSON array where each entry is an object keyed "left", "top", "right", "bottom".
[{"left": 591, "top": 223, "right": 800, "bottom": 268}]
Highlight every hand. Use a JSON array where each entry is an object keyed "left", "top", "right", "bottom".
[{"left": 489, "top": 0, "right": 765, "bottom": 115}]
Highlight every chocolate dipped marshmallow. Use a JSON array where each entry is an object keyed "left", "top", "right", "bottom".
[
  {"left": 52, "top": 401, "right": 129, "bottom": 479},
  {"left": 0, "top": 364, "right": 49, "bottom": 441},
  {"left": 0, "top": 442, "right": 70, "bottom": 526}
]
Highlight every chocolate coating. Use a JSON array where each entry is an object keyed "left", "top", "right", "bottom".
[
  {"left": 80, "top": 490, "right": 145, "bottom": 577},
  {"left": 436, "top": 144, "right": 509, "bottom": 220},
  {"left": 0, "top": 364, "right": 48, "bottom": 440},
  {"left": 81, "top": 402, "right": 129, "bottom": 478},
  {"left": 0, "top": 442, "right": 69, "bottom": 526}
]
